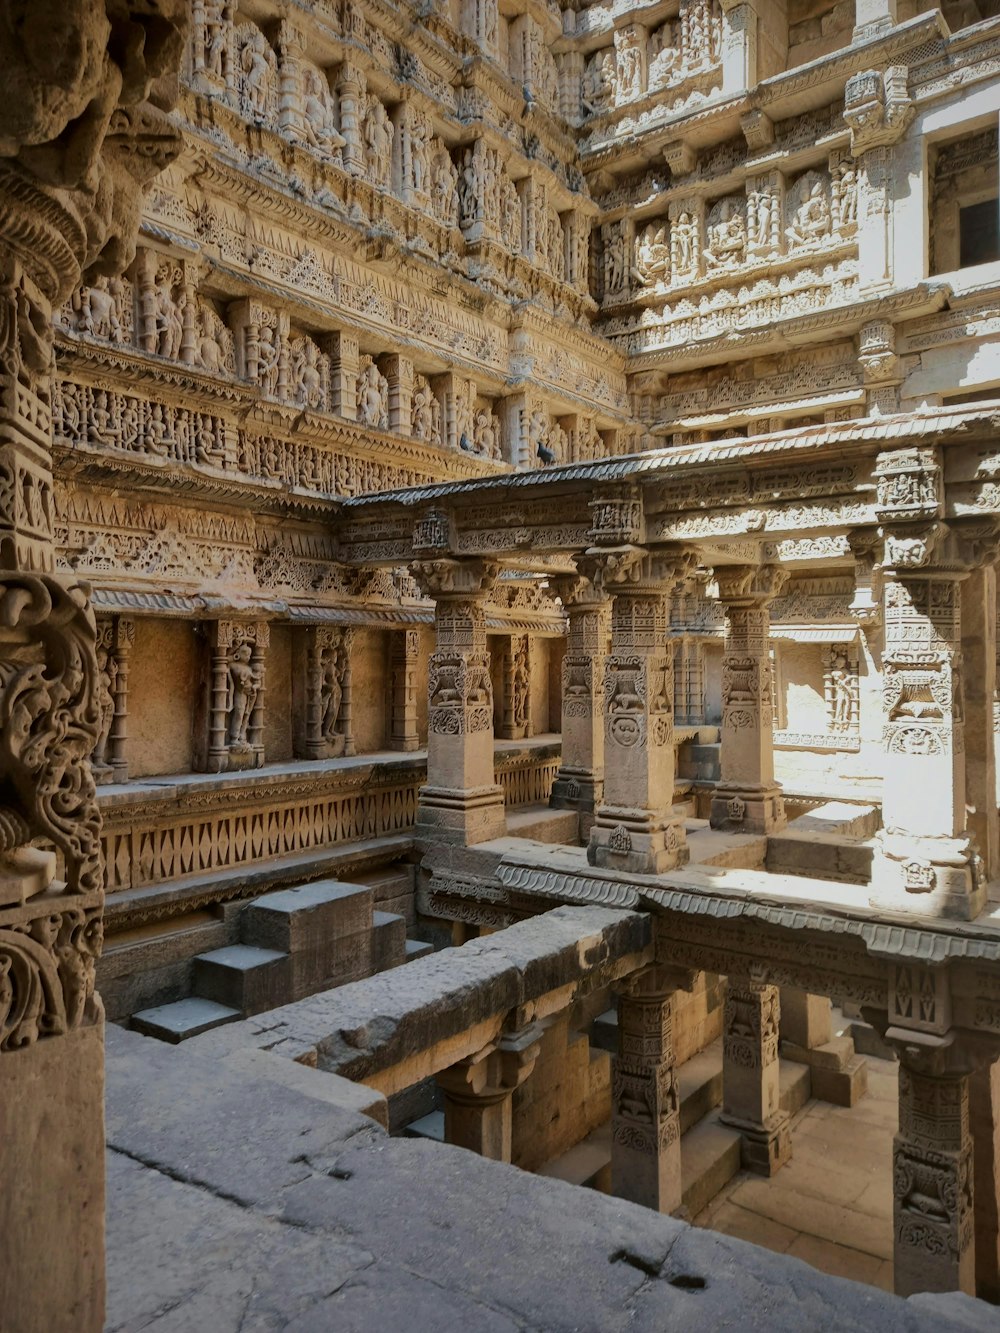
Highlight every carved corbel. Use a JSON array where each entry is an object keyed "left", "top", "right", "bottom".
[{"left": 843, "top": 66, "right": 915, "bottom": 157}]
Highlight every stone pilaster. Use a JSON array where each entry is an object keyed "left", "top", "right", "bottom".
[
  {"left": 0, "top": 8, "right": 187, "bottom": 1331},
  {"left": 324, "top": 331, "right": 359, "bottom": 420},
  {"left": 719, "top": 0, "right": 758, "bottom": 95},
  {"left": 854, "top": 0, "right": 897, "bottom": 40},
  {"left": 963, "top": 564, "right": 999, "bottom": 881},
  {"left": 437, "top": 1020, "right": 542, "bottom": 1161},
  {"left": 411, "top": 556, "right": 506, "bottom": 846},
  {"left": 497, "top": 633, "right": 530, "bottom": 741},
  {"left": 888, "top": 1034, "right": 975, "bottom": 1297},
  {"left": 710, "top": 564, "right": 788, "bottom": 835},
  {"left": 382, "top": 354, "right": 414, "bottom": 437},
  {"left": 586, "top": 545, "right": 693, "bottom": 875},
  {"left": 870, "top": 495, "right": 997, "bottom": 918},
  {"left": 389, "top": 629, "right": 421, "bottom": 752},
  {"left": 611, "top": 967, "right": 685, "bottom": 1214},
  {"left": 336, "top": 61, "right": 366, "bottom": 175},
  {"left": 720, "top": 977, "right": 792, "bottom": 1175},
  {"left": 550, "top": 575, "right": 609, "bottom": 816},
  {"left": 844, "top": 67, "right": 914, "bottom": 295},
  {"left": 93, "top": 616, "right": 135, "bottom": 784}
]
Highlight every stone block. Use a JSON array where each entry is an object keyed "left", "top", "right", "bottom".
[
  {"left": 243, "top": 879, "right": 374, "bottom": 954},
  {"left": 132, "top": 997, "right": 242, "bottom": 1043},
  {"left": 194, "top": 945, "right": 292, "bottom": 1015},
  {"left": 372, "top": 910, "right": 407, "bottom": 972},
  {"left": 778, "top": 1061, "right": 811, "bottom": 1118},
  {"left": 681, "top": 1112, "right": 743, "bottom": 1218},
  {"left": 810, "top": 1055, "right": 868, "bottom": 1108},
  {"left": 405, "top": 938, "right": 434, "bottom": 963}
]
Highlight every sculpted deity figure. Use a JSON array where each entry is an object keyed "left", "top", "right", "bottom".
[
  {"left": 512, "top": 645, "right": 529, "bottom": 728},
  {"left": 748, "top": 188, "right": 773, "bottom": 251},
  {"left": 80, "top": 277, "right": 124, "bottom": 342},
  {"left": 93, "top": 650, "right": 117, "bottom": 766},
  {"left": 295, "top": 341, "right": 324, "bottom": 408},
  {"left": 241, "top": 31, "right": 274, "bottom": 122},
  {"left": 410, "top": 119, "right": 431, "bottom": 195},
  {"left": 363, "top": 99, "right": 393, "bottom": 187},
  {"left": 146, "top": 402, "right": 173, "bottom": 458},
  {"left": 431, "top": 148, "right": 459, "bottom": 226},
  {"left": 582, "top": 50, "right": 614, "bottom": 114},
  {"left": 227, "top": 643, "right": 259, "bottom": 748},
  {"left": 671, "top": 209, "right": 697, "bottom": 276},
  {"left": 834, "top": 164, "right": 858, "bottom": 230},
  {"left": 787, "top": 176, "right": 832, "bottom": 248},
  {"left": 458, "top": 150, "right": 480, "bottom": 228},
  {"left": 320, "top": 647, "right": 345, "bottom": 741},
  {"left": 633, "top": 223, "right": 670, "bottom": 286},
  {"left": 829, "top": 651, "right": 855, "bottom": 731},
  {"left": 204, "top": 0, "right": 232, "bottom": 79},
  {"left": 88, "top": 390, "right": 117, "bottom": 446},
  {"left": 155, "top": 282, "right": 183, "bottom": 360},
  {"left": 256, "top": 324, "right": 280, "bottom": 396},
  {"left": 474, "top": 407, "right": 500, "bottom": 459},
  {"left": 197, "top": 307, "right": 228, "bottom": 374},
  {"left": 648, "top": 22, "right": 679, "bottom": 87},
  {"left": 604, "top": 223, "right": 626, "bottom": 295},
  {"left": 359, "top": 360, "right": 389, "bottom": 429},
  {"left": 302, "top": 66, "right": 345, "bottom": 159},
  {"left": 614, "top": 28, "right": 644, "bottom": 101},
  {"left": 411, "top": 378, "right": 439, "bottom": 442},
  {"left": 705, "top": 198, "right": 746, "bottom": 269}
]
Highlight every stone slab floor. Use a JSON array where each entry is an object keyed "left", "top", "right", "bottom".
[{"left": 695, "top": 1055, "right": 899, "bottom": 1291}]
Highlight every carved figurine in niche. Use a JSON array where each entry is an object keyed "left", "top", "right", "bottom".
[
  {"left": 358, "top": 360, "right": 389, "bottom": 430},
  {"left": 92, "top": 649, "right": 117, "bottom": 770},
  {"left": 292, "top": 338, "right": 324, "bottom": 409},
  {"left": 411, "top": 377, "right": 441, "bottom": 443},
  {"left": 648, "top": 22, "right": 679, "bottom": 88},
  {"left": 194, "top": 413, "right": 225, "bottom": 465},
  {"left": 410, "top": 118, "right": 431, "bottom": 196},
  {"left": 614, "top": 28, "right": 645, "bottom": 101},
  {"left": 431, "top": 147, "right": 459, "bottom": 226},
  {"left": 458, "top": 149, "right": 479, "bottom": 229},
  {"left": 786, "top": 173, "right": 832, "bottom": 249},
  {"left": 529, "top": 408, "right": 555, "bottom": 465},
  {"left": 670, "top": 208, "right": 698, "bottom": 279},
  {"left": 363, "top": 99, "right": 393, "bottom": 188},
  {"left": 302, "top": 66, "right": 345, "bottom": 160},
  {"left": 582, "top": 49, "right": 614, "bottom": 114},
  {"left": 146, "top": 402, "right": 175, "bottom": 458},
  {"left": 203, "top": 0, "right": 232, "bottom": 80},
  {"left": 239, "top": 29, "right": 275, "bottom": 123},
  {"left": 705, "top": 197, "right": 746, "bottom": 270},
  {"left": 455, "top": 387, "right": 474, "bottom": 452},
  {"left": 833, "top": 162, "right": 858, "bottom": 232},
  {"left": 88, "top": 389, "right": 117, "bottom": 446},
  {"left": 500, "top": 177, "right": 521, "bottom": 253},
  {"left": 830, "top": 651, "right": 855, "bottom": 731},
  {"left": 320, "top": 644, "right": 346, "bottom": 742},
  {"left": 256, "top": 323, "right": 280, "bottom": 396},
  {"left": 633, "top": 223, "right": 670, "bottom": 287},
  {"left": 227, "top": 643, "right": 259, "bottom": 750},
  {"left": 196, "top": 305, "right": 230, "bottom": 375},
  {"left": 604, "top": 222, "right": 626, "bottom": 296},
  {"left": 748, "top": 186, "right": 775, "bottom": 253},
  {"left": 474, "top": 407, "right": 501, "bottom": 459},
  {"left": 154, "top": 280, "right": 183, "bottom": 360},
  {"left": 79, "top": 276, "right": 125, "bottom": 343},
  {"left": 512, "top": 643, "right": 529, "bottom": 730}
]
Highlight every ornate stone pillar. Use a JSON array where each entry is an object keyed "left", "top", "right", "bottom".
[
  {"left": 336, "top": 61, "right": 366, "bottom": 175},
  {"left": 382, "top": 353, "right": 414, "bottom": 437},
  {"left": 294, "top": 626, "right": 353, "bottom": 760},
  {"left": 611, "top": 967, "right": 689, "bottom": 1214},
  {"left": 325, "top": 331, "right": 359, "bottom": 420},
  {"left": 389, "top": 629, "right": 421, "bottom": 752},
  {"left": 549, "top": 574, "right": 609, "bottom": 816},
  {"left": 871, "top": 501, "right": 996, "bottom": 919},
  {"left": 0, "top": 8, "right": 187, "bottom": 1330},
  {"left": 93, "top": 616, "right": 135, "bottom": 784},
  {"left": 719, "top": 0, "right": 758, "bottom": 95},
  {"left": 198, "top": 621, "right": 269, "bottom": 773},
  {"left": 888, "top": 1032, "right": 975, "bottom": 1297},
  {"left": 720, "top": 975, "right": 791, "bottom": 1175},
  {"left": 497, "top": 633, "right": 530, "bottom": 741},
  {"left": 710, "top": 564, "right": 788, "bottom": 835},
  {"left": 843, "top": 68, "right": 914, "bottom": 296},
  {"left": 411, "top": 555, "right": 506, "bottom": 846},
  {"left": 437, "top": 1020, "right": 542, "bottom": 1160},
  {"left": 586, "top": 545, "right": 694, "bottom": 875}
]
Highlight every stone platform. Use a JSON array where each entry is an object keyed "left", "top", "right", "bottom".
[{"left": 104, "top": 1024, "right": 992, "bottom": 1332}]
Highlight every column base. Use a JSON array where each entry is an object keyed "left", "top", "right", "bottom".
[
  {"left": 719, "top": 1109, "right": 792, "bottom": 1176},
  {"left": 870, "top": 831, "right": 987, "bottom": 921},
  {"left": 550, "top": 767, "right": 602, "bottom": 813},
  {"left": 415, "top": 784, "right": 506, "bottom": 847},
  {"left": 588, "top": 806, "right": 688, "bottom": 875},
  {"left": 710, "top": 784, "right": 785, "bottom": 835}
]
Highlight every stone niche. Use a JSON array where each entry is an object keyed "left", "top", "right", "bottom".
[
  {"left": 929, "top": 125, "right": 1000, "bottom": 276},
  {"left": 128, "top": 620, "right": 200, "bottom": 779}
]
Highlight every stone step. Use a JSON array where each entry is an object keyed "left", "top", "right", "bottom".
[
  {"left": 811, "top": 1054, "right": 868, "bottom": 1108},
  {"left": 193, "top": 944, "right": 290, "bottom": 1016},
  {"left": 372, "top": 910, "right": 407, "bottom": 972},
  {"left": 765, "top": 830, "right": 874, "bottom": 885},
  {"left": 590, "top": 1008, "right": 617, "bottom": 1055},
  {"left": 505, "top": 805, "right": 580, "bottom": 844},
  {"left": 131, "top": 997, "right": 241, "bottom": 1044},
  {"left": 678, "top": 1042, "right": 724, "bottom": 1135},
  {"left": 779, "top": 1060, "right": 812, "bottom": 1118},
  {"left": 681, "top": 1110, "right": 743, "bottom": 1218},
  {"left": 405, "top": 938, "right": 434, "bottom": 963},
  {"left": 787, "top": 801, "right": 880, "bottom": 840},
  {"left": 537, "top": 1121, "right": 611, "bottom": 1191},
  {"left": 241, "top": 878, "right": 373, "bottom": 953},
  {"left": 403, "top": 1110, "right": 445, "bottom": 1142}
]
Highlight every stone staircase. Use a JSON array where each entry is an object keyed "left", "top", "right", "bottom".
[{"left": 132, "top": 876, "right": 431, "bottom": 1043}]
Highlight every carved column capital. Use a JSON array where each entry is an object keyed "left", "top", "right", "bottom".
[
  {"left": 410, "top": 557, "right": 500, "bottom": 603},
  {"left": 437, "top": 1020, "right": 544, "bottom": 1106},
  {"left": 714, "top": 562, "right": 789, "bottom": 608}
]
